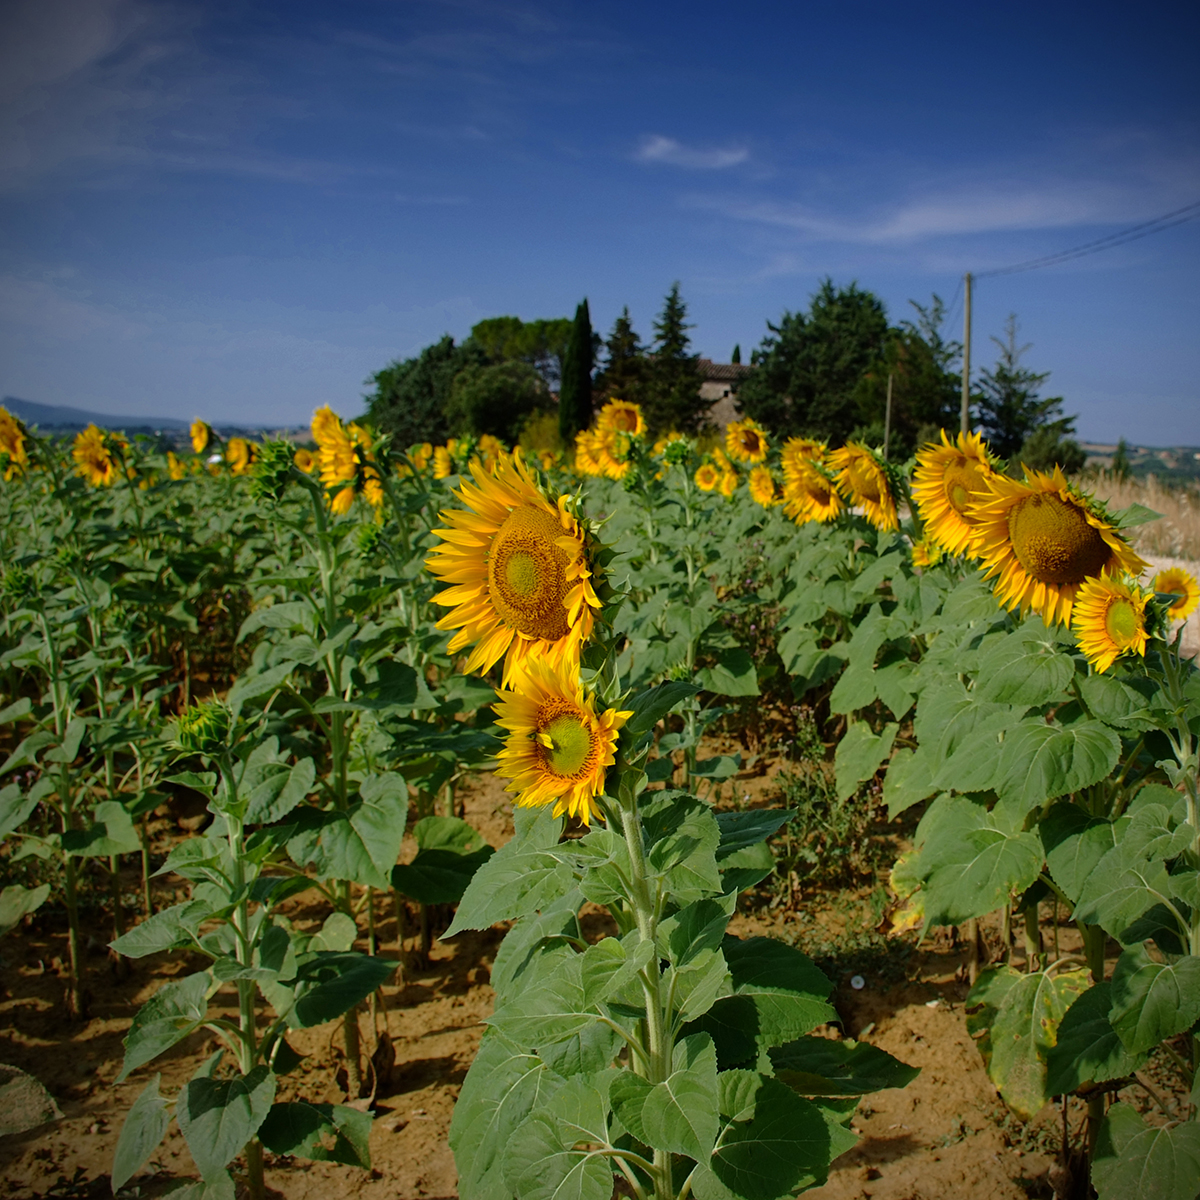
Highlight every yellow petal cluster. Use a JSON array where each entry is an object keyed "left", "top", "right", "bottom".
[
  {"left": 311, "top": 405, "right": 383, "bottom": 512},
  {"left": 912, "top": 430, "right": 996, "bottom": 555},
  {"left": 1153, "top": 566, "right": 1199, "bottom": 622},
  {"left": 72, "top": 424, "right": 126, "bottom": 488},
  {"left": 0, "top": 406, "right": 30, "bottom": 481},
  {"left": 726, "top": 418, "right": 768, "bottom": 464},
  {"left": 828, "top": 442, "right": 897, "bottom": 531},
  {"left": 1072, "top": 574, "right": 1150, "bottom": 672}
]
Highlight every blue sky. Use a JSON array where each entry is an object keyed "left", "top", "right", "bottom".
[{"left": 2, "top": 0, "right": 1198, "bottom": 443}]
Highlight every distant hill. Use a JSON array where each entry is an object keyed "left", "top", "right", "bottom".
[
  {"left": 2, "top": 396, "right": 191, "bottom": 432},
  {"left": 1081, "top": 442, "right": 1200, "bottom": 484}
]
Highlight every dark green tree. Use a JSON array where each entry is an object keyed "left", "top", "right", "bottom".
[
  {"left": 444, "top": 361, "right": 547, "bottom": 443},
  {"left": 645, "top": 283, "right": 706, "bottom": 433},
  {"left": 975, "top": 315, "right": 1080, "bottom": 464},
  {"left": 558, "top": 299, "right": 594, "bottom": 444},
  {"left": 365, "top": 336, "right": 488, "bottom": 447},
  {"left": 1016, "top": 425, "right": 1086, "bottom": 475},
  {"left": 734, "top": 279, "right": 889, "bottom": 443},
  {"left": 471, "top": 316, "right": 573, "bottom": 389},
  {"left": 731, "top": 343, "right": 741, "bottom": 364},
  {"left": 1110, "top": 438, "right": 1132, "bottom": 480},
  {"left": 594, "top": 307, "right": 648, "bottom": 409},
  {"left": 854, "top": 294, "right": 962, "bottom": 458}
]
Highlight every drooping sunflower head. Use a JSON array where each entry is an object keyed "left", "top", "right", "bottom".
[
  {"left": 694, "top": 461, "right": 720, "bottom": 491},
  {"left": 748, "top": 464, "right": 780, "bottom": 508},
  {"left": 1072, "top": 573, "right": 1150, "bottom": 673},
  {"left": 719, "top": 469, "right": 738, "bottom": 499},
  {"left": 969, "top": 467, "right": 1148, "bottom": 626},
  {"left": 912, "top": 429, "right": 997, "bottom": 555},
  {"left": 0, "top": 406, "right": 30, "bottom": 481},
  {"left": 781, "top": 458, "right": 843, "bottom": 525},
  {"left": 781, "top": 436, "right": 825, "bottom": 479},
  {"left": 226, "top": 437, "right": 255, "bottom": 476},
  {"left": 726, "top": 418, "right": 768, "bottom": 464},
  {"left": 493, "top": 660, "right": 630, "bottom": 825},
  {"left": 426, "top": 449, "right": 602, "bottom": 686},
  {"left": 190, "top": 420, "right": 212, "bottom": 455},
  {"left": 293, "top": 448, "right": 316, "bottom": 474},
  {"left": 573, "top": 430, "right": 605, "bottom": 477},
  {"left": 72, "top": 424, "right": 125, "bottom": 487},
  {"left": 828, "top": 442, "right": 898, "bottom": 532},
  {"left": 597, "top": 399, "right": 645, "bottom": 438},
  {"left": 595, "top": 428, "right": 633, "bottom": 481},
  {"left": 433, "top": 445, "right": 454, "bottom": 479},
  {"left": 1153, "top": 566, "right": 1200, "bottom": 622}
]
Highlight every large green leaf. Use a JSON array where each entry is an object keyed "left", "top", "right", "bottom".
[
  {"left": 118, "top": 971, "right": 213, "bottom": 1081},
  {"left": 0, "top": 782, "right": 38, "bottom": 839},
  {"left": 1108, "top": 946, "right": 1200, "bottom": 1055},
  {"left": 486, "top": 953, "right": 596, "bottom": 1048},
  {"left": 257, "top": 1101, "right": 372, "bottom": 1167},
  {"left": 975, "top": 628, "right": 1074, "bottom": 706},
  {"left": 503, "top": 1110, "right": 612, "bottom": 1200},
  {"left": 1073, "top": 835, "right": 1174, "bottom": 936},
  {"left": 1092, "top": 1102, "right": 1200, "bottom": 1200},
  {"left": 0, "top": 883, "right": 50, "bottom": 936},
  {"left": 1044, "top": 982, "right": 1147, "bottom": 1096},
  {"left": 112, "top": 1074, "right": 173, "bottom": 1191},
  {"left": 647, "top": 800, "right": 723, "bottom": 903},
  {"left": 1040, "top": 804, "right": 1119, "bottom": 905},
  {"left": 696, "top": 647, "right": 758, "bottom": 697},
  {"left": 176, "top": 1065, "right": 276, "bottom": 1181},
  {"left": 63, "top": 799, "right": 142, "bottom": 857},
  {"left": 994, "top": 720, "right": 1121, "bottom": 817},
  {"left": 770, "top": 1036, "right": 920, "bottom": 1096},
  {"left": 833, "top": 721, "right": 896, "bottom": 802},
  {"left": 691, "top": 1072, "right": 832, "bottom": 1200},
  {"left": 713, "top": 810, "right": 793, "bottom": 861},
  {"left": 287, "top": 950, "right": 395, "bottom": 1028},
  {"left": 639, "top": 1034, "right": 720, "bottom": 1160},
  {"left": 927, "top": 698, "right": 1020, "bottom": 796},
  {"left": 966, "top": 965, "right": 1090, "bottom": 1119},
  {"left": 111, "top": 900, "right": 213, "bottom": 958},
  {"left": 244, "top": 757, "right": 315, "bottom": 825},
  {"left": 391, "top": 816, "right": 494, "bottom": 905}
]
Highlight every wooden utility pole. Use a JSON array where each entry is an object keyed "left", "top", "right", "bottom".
[
  {"left": 883, "top": 372, "right": 893, "bottom": 460},
  {"left": 960, "top": 271, "right": 972, "bottom": 435}
]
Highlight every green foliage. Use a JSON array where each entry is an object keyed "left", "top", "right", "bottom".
[
  {"left": 559, "top": 299, "right": 595, "bottom": 443},
  {"left": 645, "top": 283, "right": 707, "bottom": 433},
  {"left": 595, "top": 306, "right": 649, "bottom": 410},
  {"left": 471, "top": 315, "right": 574, "bottom": 388},
  {"left": 443, "top": 360, "right": 547, "bottom": 443}
]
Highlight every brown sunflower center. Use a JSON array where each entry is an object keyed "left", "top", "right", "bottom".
[
  {"left": 535, "top": 700, "right": 599, "bottom": 778},
  {"left": 806, "top": 479, "right": 833, "bottom": 506},
  {"left": 943, "top": 461, "right": 988, "bottom": 517},
  {"left": 612, "top": 408, "right": 639, "bottom": 432},
  {"left": 1104, "top": 597, "right": 1140, "bottom": 648},
  {"left": 487, "top": 504, "right": 573, "bottom": 641},
  {"left": 1006, "top": 493, "right": 1112, "bottom": 585},
  {"left": 848, "top": 462, "right": 882, "bottom": 503}
]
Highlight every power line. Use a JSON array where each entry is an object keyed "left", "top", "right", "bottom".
[{"left": 975, "top": 198, "right": 1200, "bottom": 278}]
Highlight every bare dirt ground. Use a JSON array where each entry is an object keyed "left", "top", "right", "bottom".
[{"left": 1, "top": 766, "right": 1071, "bottom": 1200}]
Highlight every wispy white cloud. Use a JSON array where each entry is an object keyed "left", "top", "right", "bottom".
[{"left": 636, "top": 135, "right": 749, "bottom": 170}]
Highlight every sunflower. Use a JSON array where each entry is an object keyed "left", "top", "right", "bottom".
[
  {"left": 781, "top": 458, "right": 843, "bottom": 525},
  {"left": 695, "top": 462, "right": 720, "bottom": 491},
  {"left": 433, "top": 446, "right": 454, "bottom": 479},
  {"left": 726, "top": 418, "right": 769, "bottom": 464},
  {"left": 493, "top": 660, "right": 631, "bottom": 825},
  {"left": 828, "top": 442, "right": 897, "bottom": 531},
  {"left": 910, "top": 539, "right": 944, "bottom": 569},
  {"left": 312, "top": 408, "right": 383, "bottom": 508},
  {"left": 1153, "top": 566, "right": 1199, "bottom": 622},
  {"left": 410, "top": 442, "right": 433, "bottom": 472},
  {"left": 969, "top": 467, "right": 1147, "bottom": 626},
  {"left": 72, "top": 425, "right": 125, "bottom": 487},
  {"left": 1072, "top": 574, "right": 1150, "bottom": 672},
  {"left": 0, "top": 407, "right": 30, "bottom": 480},
  {"left": 748, "top": 465, "right": 780, "bottom": 508},
  {"left": 781, "top": 436, "right": 825, "bottom": 478},
  {"left": 597, "top": 399, "right": 645, "bottom": 438},
  {"left": 719, "top": 469, "right": 738, "bottom": 498},
  {"left": 426, "top": 449, "right": 601, "bottom": 686},
  {"left": 226, "top": 437, "right": 255, "bottom": 475},
  {"left": 477, "top": 434, "right": 506, "bottom": 470},
  {"left": 293, "top": 448, "right": 316, "bottom": 473},
  {"left": 167, "top": 451, "right": 186, "bottom": 481},
  {"left": 595, "top": 428, "right": 632, "bottom": 481},
  {"left": 912, "top": 430, "right": 997, "bottom": 555},
  {"left": 190, "top": 420, "right": 212, "bottom": 455}
]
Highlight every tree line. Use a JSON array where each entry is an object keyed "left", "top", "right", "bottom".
[{"left": 364, "top": 280, "right": 1085, "bottom": 470}]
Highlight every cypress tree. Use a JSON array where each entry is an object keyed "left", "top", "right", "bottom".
[
  {"left": 646, "top": 283, "right": 706, "bottom": 433},
  {"left": 731, "top": 344, "right": 741, "bottom": 364},
  {"left": 558, "top": 299, "right": 594, "bottom": 444}
]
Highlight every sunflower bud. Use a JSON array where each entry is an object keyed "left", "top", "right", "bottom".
[
  {"left": 1, "top": 565, "right": 35, "bottom": 602},
  {"left": 173, "top": 699, "right": 233, "bottom": 757},
  {"left": 248, "top": 439, "right": 298, "bottom": 503}
]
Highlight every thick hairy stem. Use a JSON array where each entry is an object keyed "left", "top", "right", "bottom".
[
  {"left": 338, "top": 880, "right": 363, "bottom": 1096},
  {"left": 62, "top": 854, "right": 87, "bottom": 1020}
]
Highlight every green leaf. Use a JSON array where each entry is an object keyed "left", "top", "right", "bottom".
[
  {"left": 176, "top": 1065, "right": 276, "bottom": 1181},
  {"left": 111, "top": 900, "right": 212, "bottom": 958},
  {"left": 1108, "top": 946, "right": 1200, "bottom": 1055},
  {"left": 1092, "top": 1102, "right": 1200, "bottom": 1200},
  {"left": 770, "top": 1036, "right": 920, "bottom": 1096},
  {"left": 489, "top": 890, "right": 583, "bottom": 996},
  {"left": 486, "top": 954, "right": 596, "bottom": 1048},
  {"left": 0, "top": 782, "right": 38, "bottom": 840},
  {"left": 1112, "top": 502, "right": 1164, "bottom": 530},
  {"left": 1044, "top": 982, "right": 1147, "bottom": 1096},
  {"left": 994, "top": 720, "right": 1121, "bottom": 817},
  {"left": 226, "top": 663, "right": 295, "bottom": 712},
  {"left": 647, "top": 800, "right": 723, "bottom": 903},
  {"left": 112, "top": 1074, "right": 173, "bottom": 1191},
  {"left": 883, "top": 746, "right": 937, "bottom": 819},
  {"left": 927, "top": 695, "right": 1022, "bottom": 796},
  {"left": 1074, "top": 832, "right": 1175, "bottom": 936},
  {"left": 834, "top": 721, "right": 897, "bottom": 802},
  {"left": 244, "top": 758, "right": 315, "bottom": 825},
  {"left": 119, "top": 971, "right": 213, "bottom": 1081},
  {"left": 965, "top": 965, "right": 1090, "bottom": 1119},
  {"left": 691, "top": 1072, "right": 832, "bottom": 1200},
  {"left": 503, "top": 1111, "right": 612, "bottom": 1200},
  {"left": 623, "top": 681, "right": 699, "bottom": 741},
  {"left": 257, "top": 1101, "right": 372, "bottom": 1167},
  {"left": 639, "top": 1033, "right": 720, "bottom": 1160},
  {"left": 448, "top": 1032, "right": 560, "bottom": 1200},
  {"left": 696, "top": 647, "right": 759, "bottom": 697},
  {"left": 975, "top": 629, "right": 1074, "bottom": 706},
  {"left": 445, "top": 807, "right": 571, "bottom": 936},
  {"left": 391, "top": 816, "right": 494, "bottom": 906},
  {"left": 0, "top": 883, "right": 50, "bottom": 936},
  {"left": 578, "top": 935, "right": 654, "bottom": 1008},
  {"left": 1077, "top": 674, "right": 1157, "bottom": 729},
  {"left": 666, "top": 947, "right": 731, "bottom": 1023},
  {"left": 44, "top": 716, "right": 88, "bottom": 763},
  {"left": 714, "top": 810, "right": 793, "bottom": 861},
  {"left": 1041, "top": 804, "right": 1119, "bottom": 905},
  {"left": 159, "top": 1172, "right": 236, "bottom": 1200},
  {"left": 288, "top": 951, "right": 396, "bottom": 1029},
  {"left": 689, "top": 938, "right": 834, "bottom": 1067},
  {"left": 608, "top": 1070, "right": 652, "bottom": 1144},
  {"left": 0, "top": 697, "right": 32, "bottom": 726},
  {"left": 660, "top": 894, "right": 737, "bottom": 966},
  {"left": 62, "top": 799, "right": 142, "bottom": 857}
]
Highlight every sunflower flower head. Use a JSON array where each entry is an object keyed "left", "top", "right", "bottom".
[
  {"left": 190, "top": 420, "right": 213, "bottom": 455},
  {"left": 912, "top": 430, "right": 997, "bottom": 555},
  {"left": 910, "top": 538, "right": 944, "bottom": 569},
  {"left": 573, "top": 430, "right": 605, "bottom": 477},
  {"left": 694, "top": 461, "right": 720, "bottom": 492},
  {"left": 595, "top": 428, "right": 633, "bottom": 481},
  {"left": 781, "top": 457, "right": 843, "bottom": 525},
  {"left": 597, "top": 399, "right": 645, "bottom": 439},
  {"left": 828, "top": 442, "right": 897, "bottom": 531},
  {"left": 1072, "top": 573, "right": 1151, "bottom": 672},
  {"left": 1153, "top": 566, "right": 1199, "bottom": 622},
  {"left": 167, "top": 451, "right": 186, "bottom": 481},
  {"left": 432, "top": 445, "right": 454, "bottom": 479},
  {"left": 726, "top": 418, "right": 769, "bottom": 464},
  {"left": 719, "top": 468, "right": 739, "bottom": 499},
  {"left": 0, "top": 406, "right": 30, "bottom": 481},
  {"left": 72, "top": 424, "right": 126, "bottom": 487},
  {"left": 969, "top": 467, "right": 1147, "bottom": 626},
  {"left": 409, "top": 442, "right": 434, "bottom": 472},
  {"left": 293, "top": 448, "right": 316, "bottom": 473},
  {"left": 748, "top": 464, "right": 781, "bottom": 508},
  {"left": 426, "top": 448, "right": 603, "bottom": 686},
  {"left": 312, "top": 407, "right": 383, "bottom": 510},
  {"left": 781, "top": 436, "right": 825, "bottom": 477},
  {"left": 493, "top": 660, "right": 631, "bottom": 825},
  {"left": 226, "top": 437, "right": 256, "bottom": 476}
]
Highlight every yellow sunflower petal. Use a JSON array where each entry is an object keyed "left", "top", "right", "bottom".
[{"left": 1072, "top": 573, "right": 1150, "bottom": 672}]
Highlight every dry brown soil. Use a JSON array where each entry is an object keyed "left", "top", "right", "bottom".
[{"left": 1, "top": 769, "right": 1067, "bottom": 1200}]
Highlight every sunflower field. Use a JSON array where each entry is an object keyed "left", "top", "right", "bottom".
[{"left": 1, "top": 398, "right": 1198, "bottom": 1200}]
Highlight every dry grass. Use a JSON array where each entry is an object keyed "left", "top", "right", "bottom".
[{"left": 1087, "top": 475, "right": 1200, "bottom": 561}]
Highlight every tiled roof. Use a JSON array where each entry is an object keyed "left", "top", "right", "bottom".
[{"left": 698, "top": 358, "right": 754, "bottom": 382}]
